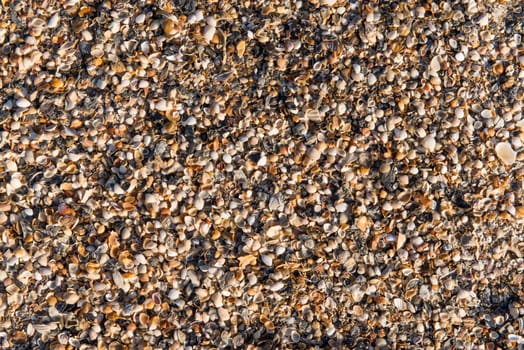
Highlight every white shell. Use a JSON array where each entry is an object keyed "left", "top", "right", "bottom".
[
  {"left": 396, "top": 232, "right": 407, "bottom": 250},
  {"left": 188, "top": 10, "right": 204, "bottom": 24},
  {"left": 194, "top": 196, "right": 204, "bottom": 210},
  {"left": 203, "top": 25, "right": 216, "bottom": 43},
  {"left": 48, "top": 13, "right": 60, "bottom": 28},
  {"left": 211, "top": 293, "right": 223, "bottom": 307},
  {"left": 421, "top": 135, "right": 436, "bottom": 152},
  {"left": 266, "top": 225, "right": 282, "bottom": 238},
  {"left": 394, "top": 298, "right": 407, "bottom": 310},
  {"left": 16, "top": 98, "right": 31, "bottom": 108},
  {"left": 305, "top": 109, "right": 322, "bottom": 121},
  {"left": 5, "top": 160, "right": 17, "bottom": 172},
  {"left": 206, "top": 16, "right": 217, "bottom": 27},
  {"left": 156, "top": 99, "right": 168, "bottom": 111},
  {"left": 335, "top": 202, "right": 348, "bottom": 212},
  {"left": 261, "top": 254, "right": 273, "bottom": 267},
  {"left": 337, "top": 102, "right": 347, "bottom": 115},
  {"left": 480, "top": 109, "right": 493, "bottom": 119},
  {"left": 218, "top": 307, "right": 230, "bottom": 321},
  {"left": 306, "top": 147, "right": 321, "bottom": 163},
  {"left": 10, "top": 176, "right": 22, "bottom": 190},
  {"left": 269, "top": 281, "right": 285, "bottom": 291},
  {"left": 495, "top": 142, "right": 516, "bottom": 165},
  {"left": 112, "top": 271, "right": 126, "bottom": 290},
  {"left": 429, "top": 56, "right": 441, "bottom": 72}
]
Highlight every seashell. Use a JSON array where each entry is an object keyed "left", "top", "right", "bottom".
[
  {"left": 48, "top": 13, "right": 60, "bottom": 28},
  {"left": 64, "top": 291, "right": 80, "bottom": 304},
  {"left": 264, "top": 320, "right": 275, "bottom": 331},
  {"left": 495, "top": 142, "right": 516, "bottom": 165},
  {"left": 112, "top": 271, "right": 126, "bottom": 291},
  {"left": 305, "top": 147, "right": 321, "bottom": 163},
  {"left": 162, "top": 18, "right": 179, "bottom": 36},
  {"left": 203, "top": 25, "right": 216, "bottom": 43},
  {"left": 393, "top": 298, "right": 407, "bottom": 310},
  {"left": 397, "top": 232, "right": 407, "bottom": 250},
  {"left": 269, "top": 281, "right": 285, "bottom": 292},
  {"left": 236, "top": 40, "right": 246, "bottom": 57},
  {"left": 16, "top": 98, "right": 31, "bottom": 108},
  {"left": 337, "top": 102, "right": 347, "bottom": 115},
  {"left": 206, "top": 16, "right": 217, "bottom": 27},
  {"left": 421, "top": 135, "right": 436, "bottom": 152},
  {"left": 477, "top": 14, "right": 489, "bottom": 26},
  {"left": 211, "top": 293, "right": 223, "bottom": 307},
  {"left": 356, "top": 216, "right": 371, "bottom": 231},
  {"left": 135, "top": 13, "right": 145, "bottom": 24},
  {"left": 429, "top": 56, "right": 441, "bottom": 72},
  {"left": 188, "top": 10, "right": 204, "bottom": 24},
  {"left": 218, "top": 308, "right": 230, "bottom": 321},
  {"left": 304, "top": 109, "right": 322, "bottom": 121},
  {"left": 290, "top": 330, "right": 300, "bottom": 342},
  {"left": 30, "top": 18, "right": 47, "bottom": 30},
  {"left": 480, "top": 109, "right": 493, "bottom": 119},
  {"left": 350, "top": 285, "right": 364, "bottom": 302},
  {"left": 335, "top": 202, "right": 348, "bottom": 212},
  {"left": 155, "top": 99, "right": 168, "bottom": 111},
  {"left": 260, "top": 254, "right": 273, "bottom": 267},
  {"left": 194, "top": 196, "right": 204, "bottom": 210},
  {"left": 10, "top": 176, "right": 23, "bottom": 190},
  {"left": 516, "top": 206, "right": 524, "bottom": 218},
  {"left": 456, "top": 289, "right": 475, "bottom": 302},
  {"left": 33, "top": 323, "right": 58, "bottom": 334},
  {"left": 367, "top": 73, "right": 377, "bottom": 85},
  {"left": 57, "top": 332, "right": 69, "bottom": 345},
  {"left": 266, "top": 225, "right": 282, "bottom": 238},
  {"left": 5, "top": 159, "right": 17, "bottom": 172}
]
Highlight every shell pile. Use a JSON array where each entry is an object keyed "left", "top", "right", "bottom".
[{"left": 0, "top": 0, "right": 523, "bottom": 349}]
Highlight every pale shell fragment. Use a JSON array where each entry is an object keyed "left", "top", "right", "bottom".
[
  {"left": 203, "top": 25, "right": 216, "bottom": 43},
  {"left": 261, "top": 254, "right": 273, "bottom": 267},
  {"left": 421, "top": 135, "right": 436, "bottom": 152},
  {"left": 112, "top": 271, "right": 127, "bottom": 291},
  {"left": 394, "top": 298, "right": 407, "bottom": 311},
  {"left": 5, "top": 160, "right": 17, "bottom": 172},
  {"left": 194, "top": 196, "right": 204, "bottom": 210},
  {"left": 320, "top": 0, "right": 337, "bottom": 5},
  {"left": 269, "top": 281, "right": 285, "bottom": 292},
  {"left": 495, "top": 142, "right": 516, "bottom": 165},
  {"left": 155, "top": 99, "right": 168, "bottom": 111},
  {"left": 211, "top": 293, "right": 223, "bottom": 307},
  {"left": 48, "top": 13, "right": 60, "bottom": 28},
  {"left": 304, "top": 109, "right": 322, "bottom": 121},
  {"left": 33, "top": 323, "right": 58, "bottom": 334},
  {"left": 218, "top": 308, "right": 230, "bottom": 321},
  {"left": 480, "top": 109, "right": 493, "bottom": 119},
  {"left": 429, "top": 56, "right": 441, "bottom": 72},
  {"left": 266, "top": 225, "right": 282, "bottom": 238},
  {"left": 397, "top": 232, "right": 407, "bottom": 250},
  {"left": 188, "top": 10, "right": 204, "bottom": 24},
  {"left": 16, "top": 98, "right": 31, "bottom": 108}
]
